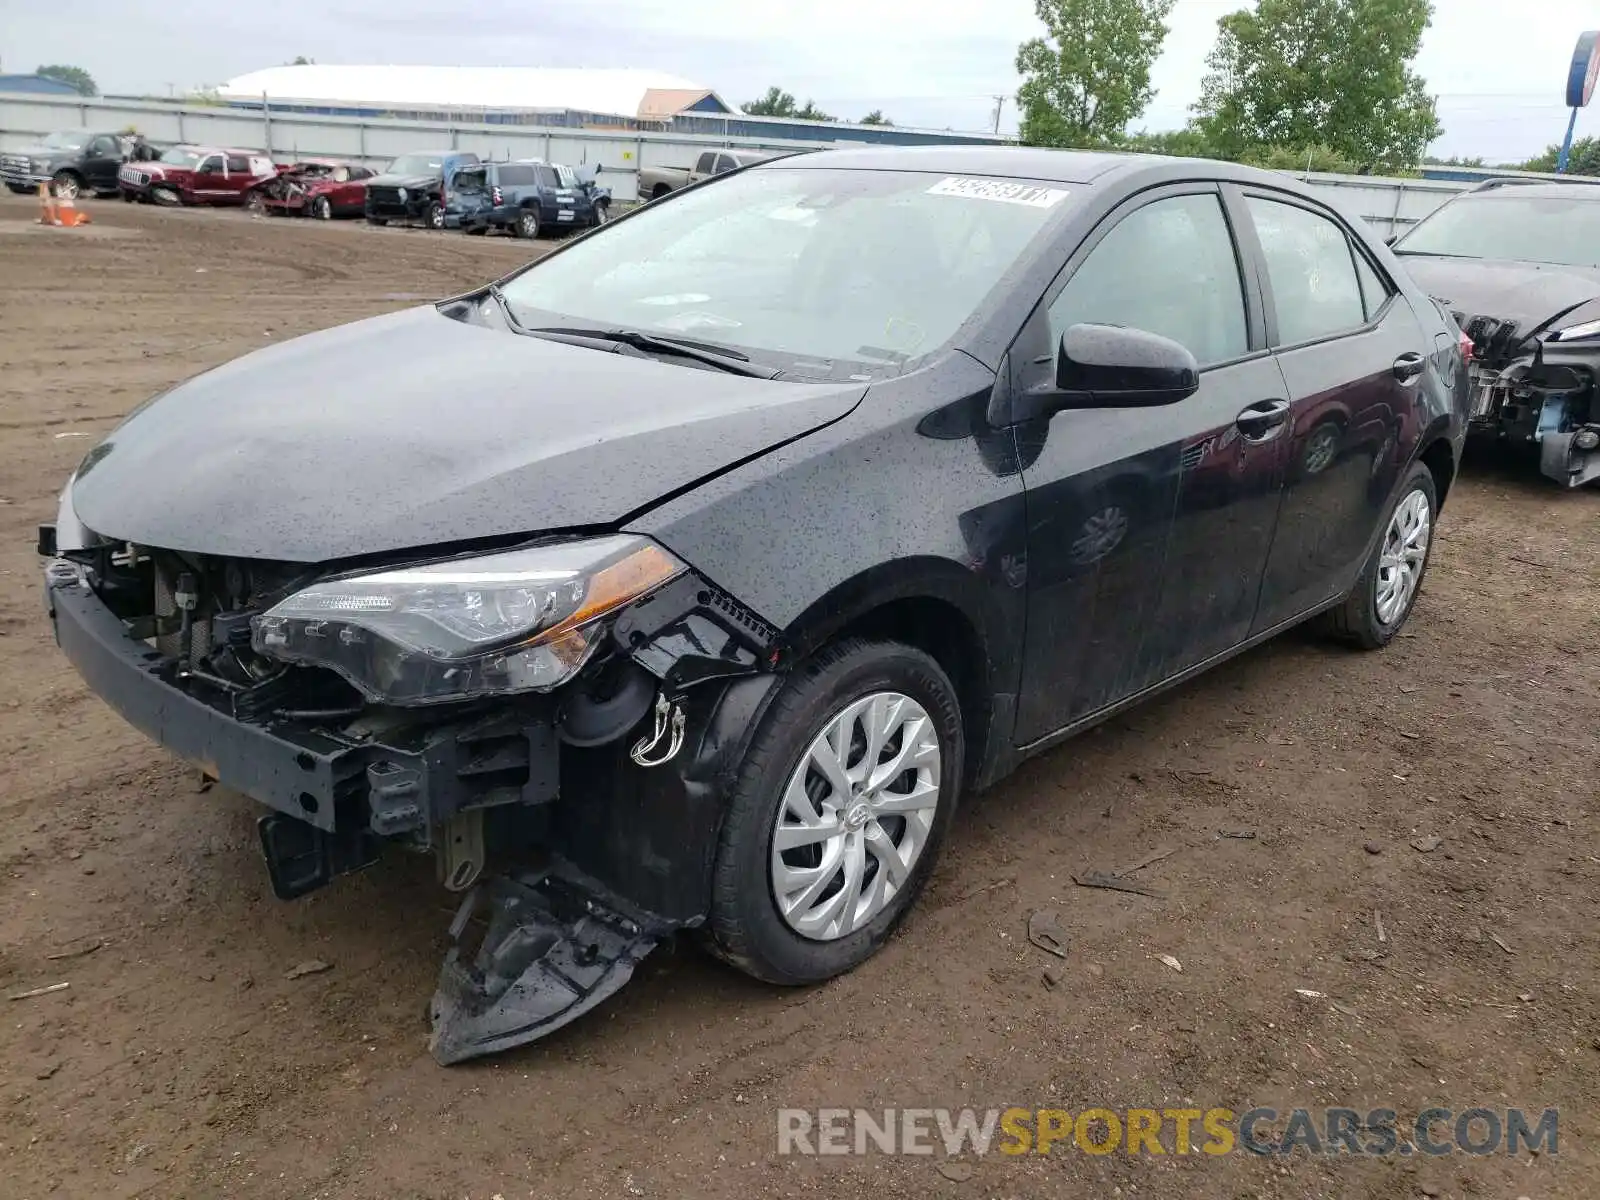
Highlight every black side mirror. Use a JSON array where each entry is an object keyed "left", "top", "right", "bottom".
[
  {"left": 1016, "top": 324, "right": 1199, "bottom": 422},
  {"left": 1384, "top": 233, "right": 1400, "bottom": 247}
]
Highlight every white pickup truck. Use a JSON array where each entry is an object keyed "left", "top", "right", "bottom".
[{"left": 636, "top": 148, "right": 779, "bottom": 201}]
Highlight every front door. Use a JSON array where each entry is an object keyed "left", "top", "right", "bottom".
[
  {"left": 191, "top": 154, "right": 226, "bottom": 201},
  {"left": 83, "top": 135, "right": 121, "bottom": 191},
  {"left": 1237, "top": 191, "right": 1432, "bottom": 632},
  {"left": 1012, "top": 185, "right": 1291, "bottom": 743}
]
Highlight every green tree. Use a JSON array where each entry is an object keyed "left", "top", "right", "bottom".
[
  {"left": 1195, "top": 0, "right": 1442, "bottom": 173},
  {"left": 859, "top": 110, "right": 893, "bottom": 125},
  {"left": 1520, "top": 138, "right": 1600, "bottom": 176},
  {"left": 1015, "top": 0, "right": 1178, "bottom": 148},
  {"left": 793, "top": 100, "right": 837, "bottom": 122},
  {"left": 1425, "top": 154, "right": 1485, "bottom": 168},
  {"left": 743, "top": 87, "right": 798, "bottom": 117},
  {"left": 291, "top": 55, "right": 315, "bottom": 66},
  {"left": 36, "top": 64, "right": 97, "bottom": 96}
]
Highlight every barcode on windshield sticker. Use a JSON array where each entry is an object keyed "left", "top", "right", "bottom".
[{"left": 926, "top": 177, "right": 1070, "bottom": 207}]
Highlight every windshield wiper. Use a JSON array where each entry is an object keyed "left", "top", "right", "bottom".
[
  {"left": 522, "top": 325, "right": 780, "bottom": 378},
  {"left": 484, "top": 283, "right": 529, "bottom": 334}
]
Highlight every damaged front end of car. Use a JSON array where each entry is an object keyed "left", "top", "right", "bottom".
[
  {"left": 1457, "top": 311, "right": 1600, "bottom": 488},
  {"left": 41, "top": 501, "right": 786, "bottom": 1064}
]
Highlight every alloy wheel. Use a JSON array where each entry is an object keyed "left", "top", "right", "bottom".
[
  {"left": 770, "top": 691, "right": 941, "bottom": 941},
  {"left": 1375, "top": 488, "right": 1431, "bottom": 625},
  {"left": 1303, "top": 425, "right": 1339, "bottom": 474},
  {"left": 52, "top": 173, "right": 80, "bottom": 201},
  {"left": 314, "top": 196, "right": 332, "bottom": 220}
]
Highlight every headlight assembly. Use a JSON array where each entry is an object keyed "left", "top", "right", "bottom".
[{"left": 252, "top": 535, "right": 685, "bottom": 705}]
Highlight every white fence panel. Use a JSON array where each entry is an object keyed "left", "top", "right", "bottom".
[{"left": 2, "top": 90, "right": 1488, "bottom": 220}]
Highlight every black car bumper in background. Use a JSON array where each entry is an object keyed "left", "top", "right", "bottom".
[{"left": 365, "top": 186, "right": 432, "bottom": 220}]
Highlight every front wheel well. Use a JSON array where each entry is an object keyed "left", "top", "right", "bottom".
[
  {"left": 1420, "top": 437, "right": 1456, "bottom": 510},
  {"left": 811, "top": 597, "right": 991, "bottom": 789}
]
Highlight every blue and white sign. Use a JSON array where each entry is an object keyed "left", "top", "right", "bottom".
[{"left": 1567, "top": 30, "right": 1600, "bottom": 109}]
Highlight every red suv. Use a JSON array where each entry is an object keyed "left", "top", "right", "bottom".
[
  {"left": 248, "top": 159, "right": 376, "bottom": 219},
  {"left": 118, "top": 145, "right": 276, "bottom": 206}
]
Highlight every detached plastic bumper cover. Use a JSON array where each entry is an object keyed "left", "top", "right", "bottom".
[{"left": 429, "top": 869, "right": 668, "bottom": 1065}]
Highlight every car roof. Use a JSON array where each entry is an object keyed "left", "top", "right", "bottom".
[
  {"left": 762, "top": 145, "right": 1144, "bottom": 184},
  {"left": 757, "top": 144, "right": 1330, "bottom": 193},
  {"left": 1463, "top": 180, "right": 1600, "bottom": 199}
]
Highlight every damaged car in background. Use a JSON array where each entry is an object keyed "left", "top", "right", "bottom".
[
  {"left": 1393, "top": 179, "right": 1600, "bottom": 488},
  {"left": 42, "top": 148, "right": 1467, "bottom": 1065},
  {"left": 247, "top": 159, "right": 376, "bottom": 219}
]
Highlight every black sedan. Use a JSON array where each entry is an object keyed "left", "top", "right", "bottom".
[{"left": 41, "top": 146, "right": 1469, "bottom": 1063}]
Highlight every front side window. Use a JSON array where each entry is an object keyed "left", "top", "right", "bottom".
[
  {"left": 1048, "top": 193, "right": 1249, "bottom": 367},
  {"left": 197, "top": 155, "right": 223, "bottom": 175},
  {"left": 1395, "top": 194, "right": 1600, "bottom": 269},
  {"left": 1248, "top": 196, "right": 1365, "bottom": 345},
  {"left": 88, "top": 136, "right": 118, "bottom": 156},
  {"left": 498, "top": 166, "right": 1076, "bottom": 378},
  {"left": 694, "top": 151, "right": 717, "bottom": 174}
]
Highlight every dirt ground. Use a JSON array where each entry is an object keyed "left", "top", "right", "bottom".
[{"left": 1, "top": 192, "right": 1598, "bottom": 1200}]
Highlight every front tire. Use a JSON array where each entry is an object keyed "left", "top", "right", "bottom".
[
  {"left": 706, "top": 639, "right": 963, "bottom": 985},
  {"left": 424, "top": 201, "right": 445, "bottom": 230},
  {"left": 365, "top": 215, "right": 387, "bottom": 226},
  {"left": 312, "top": 196, "right": 333, "bottom": 220},
  {"left": 1327, "top": 460, "right": 1437, "bottom": 650},
  {"left": 51, "top": 170, "right": 82, "bottom": 200}
]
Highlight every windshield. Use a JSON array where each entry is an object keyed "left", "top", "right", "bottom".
[
  {"left": 388, "top": 153, "right": 444, "bottom": 176},
  {"left": 159, "top": 147, "right": 202, "bottom": 168},
  {"left": 498, "top": 167, "right": 1074, "bottom": 377},
  {"left": 1396, "top": 194, "right": 1600, "bottom": 268},
  {"left": 42, "top": 130, "right": 89, "bottom": 150}
]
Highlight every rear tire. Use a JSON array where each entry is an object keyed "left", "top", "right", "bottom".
[
  {"left": 366, "top": 215, "right": 387, "bottom": 226},
  {"left": 514, "top": 209, "right": 540, "bottom": 239},
  {"left": 1326, "top": 460, "right": 1437, "bottom": 650},
  {"left": 705, "top": 639, "right": 963, "bottom": 986}
]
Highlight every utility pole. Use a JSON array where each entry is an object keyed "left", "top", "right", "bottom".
[{"left": 991, "top": 95, "right": 1007, "bottom": 135}]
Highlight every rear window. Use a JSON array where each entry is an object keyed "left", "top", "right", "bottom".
[
  {"left": 496, "top": 164, "right": 537, "bottom": 186},
  {"left": 454, "top": 168, "right": 487, "bottom": 191}
]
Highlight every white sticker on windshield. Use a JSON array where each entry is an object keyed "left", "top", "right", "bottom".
[{"left": 926, "top": 177, "right": 1070, "bottom": 207}]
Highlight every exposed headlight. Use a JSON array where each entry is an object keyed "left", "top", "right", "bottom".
[
  {"left": 1549, "top": 318, "right": 1600, "bottom": 342},
  {"left": 397, "top": 186, "right": 408, "bottom": 201},
  {"left": 252, "top": 536, "right": 685, "bottom": 705}
]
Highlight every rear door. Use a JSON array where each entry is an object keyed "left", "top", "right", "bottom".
[
  {"left": 1012, "top": 184, "right": 1291, "bottom": 741},
  {"left": 1237, "top": 189, "right": 1431, "bottom": 632}
]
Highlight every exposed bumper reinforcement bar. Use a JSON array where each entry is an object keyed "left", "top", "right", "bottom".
[{"left": 429, "top": 867, "right": 673, "bottom": 1064}]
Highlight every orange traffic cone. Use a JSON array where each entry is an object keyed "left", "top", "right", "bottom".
[
  {"left": 54, "top": 189, "right": 90, "bottom": 227},
  {"left": 37, "top": 182, "right": 59, "bottom": 225}
]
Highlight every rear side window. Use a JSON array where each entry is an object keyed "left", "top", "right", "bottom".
[
  {"left": 1248, "top": 197, "right": 1366, "bottom": 345},
  {"left": 226, "top": 155, "right": 249, "bottom": 173},
  {"left": 534, "top": 165, "right": 559, "bottom": 188},
  {"left": 1049, "top": 193, "right": 1249, "bottom": 368},
  {"left": 496, "top": 165, "right": 537, "bottom": 186},
  {"left": 1353, "top": 250, "right": 1392, "bottom": 320}
]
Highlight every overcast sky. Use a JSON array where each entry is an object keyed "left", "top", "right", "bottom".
[{"left": 3, "top": 0, "right": 1597, "bottom": 161}]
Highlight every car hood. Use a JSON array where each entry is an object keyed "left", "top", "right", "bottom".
[
  {"left": 1398, "top": 254, "right": 1600, "bottom": 333},
  {"left": 69, "top": 306, "right": 866, "bottom": 562},
  {"left": 12, "top": 143, "right": 70, "bottom": 159},
  {"left": 367, "top": 172, "right": 438, "bottom": 189}
]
